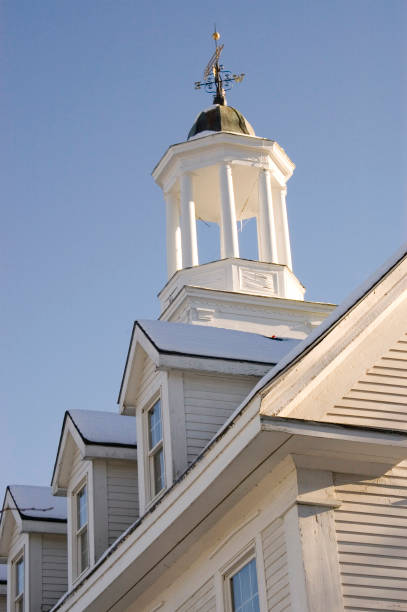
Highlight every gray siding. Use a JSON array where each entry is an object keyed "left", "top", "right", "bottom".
[
  {"left": 324, "top": 332, "right": 407, "bottom": 429},
  {"left": 70, "top": 444, "right": 88, "bottom": 487},
  {"left": 183, "top": 372, "right": 258, "bottom": 464},
  {"left": 262, "top": 518, "right": 291, "bottom": 612},
  {"left": 136, "top": 354, "right": 157, "bottom": 411},
  {"left": 334, "top": 465, "right": 407, "bottom": 611},
  {"left": 107, "top": 460, "right": 139, "bottom": 546},
  {"left": 41, "top": 534, "right": 68, "bottom": 611},
  {"left": 176, "top": 578, "right": 216, "bottom": 612}
]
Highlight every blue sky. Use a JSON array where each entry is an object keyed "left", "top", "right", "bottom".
[{"left": 1, "top": 1, "right": 406, "bottom": 499}]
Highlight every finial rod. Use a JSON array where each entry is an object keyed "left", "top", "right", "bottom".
[{"left": 194, "top": 29, "right": 245, "bottom": 105}]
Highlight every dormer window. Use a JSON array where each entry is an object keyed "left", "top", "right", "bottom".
[
  {"left": 75, "top": 483, "right": 89, "bottom": 577},
  {"left": 14, "top": 553, "right": 24, "bottom": 612},
  {"left": 148, "top": 399, "right": 165, "bottom": 498}
]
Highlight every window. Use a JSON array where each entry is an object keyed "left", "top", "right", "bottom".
[
  {"left": 227, "top": 557, "right": 260, "bottom": 612},
  {"left": 147, "top": 399, "right": 165, "bottom": 498},
  {"left": 75, "top": 483, "right": 89, "bottom": 577},
  {"left": 14, "top": 554, "right": 24, "bottom": 612}
]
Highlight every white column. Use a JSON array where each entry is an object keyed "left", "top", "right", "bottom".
[
  {"left": 165, "top": 192, "right": 182, "bottom": 278},
  {"left": 272, "top": 186, "right": 293, "bottom": 270},
  {"left": 219, "top": 163, "right": 239, "bottom": 258},
  {"left": 258, "top": 168, "right": 278, "bottom": 263},
  {"left": 180, "top": 172, "right": 199, "bottom": 268}
]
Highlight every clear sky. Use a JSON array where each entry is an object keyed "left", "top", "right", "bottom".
[{"left": 1, "top": 1, "right": 406, "bottom": 500}]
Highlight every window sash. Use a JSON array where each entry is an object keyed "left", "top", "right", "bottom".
[
  {"left": 229, "top": 558, "right": 260, "bottom": 612},
  {"left": 74, "top": 483, "right": 89, "bottom": 577},
  {"left": 148, "top": 400, "right": 162, "bottom": 450},
  {"left": 15, "top": 557, "right": 24, "bottom": 598}
]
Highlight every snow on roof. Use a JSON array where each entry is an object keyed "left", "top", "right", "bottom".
[
  {"left": 8, "top": 485, "right": 66, "bottom": 521},
  {"left": 68, "top": 409, "right": 137, "bottom": 447},
  {"left": 0, "top": 564, "right": 6, "bottom": 583},
  {"left": 138, "top": 319, "right": 300, "bottom": 365}
]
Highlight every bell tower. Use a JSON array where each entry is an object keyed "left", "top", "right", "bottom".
[{"left": 152, "top": 32, "right": 335, "bottom": 337}]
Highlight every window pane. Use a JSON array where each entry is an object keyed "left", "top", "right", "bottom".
[
  {"left": 231, "top": 558, "right": 260, "bottom": 612},
  {"left": 78, "top": 528, "right": 89, "bottom": 575},
  {"left": 148, "top": 400, "right": 162, "bottom": 449},
  {"left": 77, "top": 485, "right": 87, "bottom": 529},
  {"left": 153, "top": 448, "right": 165, "bottom": 495},
  {"left": 16, "top": 557, "right": 24, "bottom": 596}
]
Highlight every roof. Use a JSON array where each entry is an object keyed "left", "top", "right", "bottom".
[
  {"left": 0, "top": 564, "right": 6, "bottom": 584},
  {"left": 138, "top": 319, "right": 300, "bottom": 365},
  {"left": 7, "top": 485, "right": 66, "bottom": 521},
  {"left": 187, "top": 104, "right": 255, "bottom": 139},
  {"left": 68, "top": 409, "right": 137, "bottom": 447}
]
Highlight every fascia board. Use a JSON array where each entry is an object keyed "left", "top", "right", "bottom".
[
  {"left": 157, "top": 354, "right": 271, "bottom": 376},
  {"left": 118, "top": 324, "right": 160, "bottom": 407},
  {"left": 152, "top": 133, "right": 289, "bottom": 190},
  {"left": 20, "top": 519, "right": 66, "bottom": 535},
  {"left": 83, "top": 445, "right": 137, "bottom": 461},
  {"left": 152, "top": 133, "right": 272, "bottom": 180},
  {"left": 260, "top": 416, "right": 407, "bottom": 465}
]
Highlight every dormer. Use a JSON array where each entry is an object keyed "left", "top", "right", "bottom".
[
  {"left": 119, "top": 319, "right": 300, "bottom": 513},
  {"left": 51, "top": 410, "right": 138, "bottom": 587},
  {"left": 0, "top": 485, "right": 67, "bottom": 612}
]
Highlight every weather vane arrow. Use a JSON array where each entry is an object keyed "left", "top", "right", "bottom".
[{"left": 194, "top": 28, "right": 245, "bottom": 105}]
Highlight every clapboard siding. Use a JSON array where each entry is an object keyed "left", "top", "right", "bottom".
[
  {"left": 41, "top": 534, "right": 68, "bottom": 610},
  {"left": 107, "top": 461, "right": 139, "bottom": 546},
  {"left": 70, "top": 444, "right": 88, "bottom": 487},
  {"left": 325, "top": 333, "right": 407, "bottom": 429},
  {"left": 9, "top": 521, "right": 20, "bottom": 553},
  {"left": 334, "top": 464, "right": 407, "bottom": 611},
  {"left": 176, "top": 578, "right": 216, "bottom": 612},
  {"left": 262, "top": 518, "right": 291, "bottom": 612},
  {"left": 136, "top": 355, "right": 157, "bottom": 410},
  {"left": 183, "top": 373, "right": 258, "bottom": 464}
]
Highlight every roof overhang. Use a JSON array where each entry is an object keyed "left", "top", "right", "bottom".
[{"left": 51, "top": 395, "right": 407, "bottom": 611}]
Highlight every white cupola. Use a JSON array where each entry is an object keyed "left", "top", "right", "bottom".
[{"left": 152, "top": 33, "right": 335, "bottom": 337}]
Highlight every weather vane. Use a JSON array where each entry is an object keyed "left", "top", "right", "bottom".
[{"left": 194, "top": 28, "right": 245, "bottom": 105}]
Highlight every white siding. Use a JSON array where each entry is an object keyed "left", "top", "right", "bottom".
[
  {"left": 41, "top": 534, "right": 68, "bottom": 611},
  {"left": 183, "top": 373, "right": 258, "bottom": 464},
  {"left": 70, "top": 444, "right": 88, "bottom": 487},
  {"left": 107, "top": 460, "right": 139, "bottom": 546},
  {"left": 334, "top": 464, "right": 407, "bottom": 611},
  {"left": 176, "top": 578, "right": 216, "bottom": 612},
  {"left": 9, "top": 520, "right": 20, "bottom": 553},
  {"left": 324, "top": 332, "right": 407, "bottom": 429},
  {"left": 136, "top": 355, "right": 157, "bottom": 411},
  {"left": 262, "top": 518, "right": 291, "bottom": 612}
]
